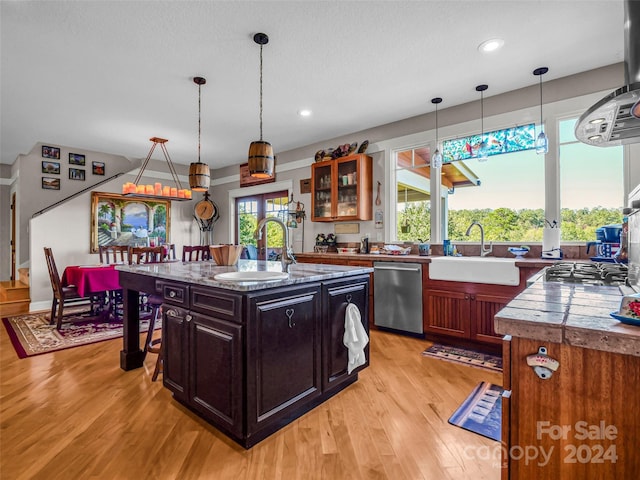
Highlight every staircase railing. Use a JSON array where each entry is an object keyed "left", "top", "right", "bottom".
[{"left": 32, "top": 172, "right": 125, "bottom": 218}]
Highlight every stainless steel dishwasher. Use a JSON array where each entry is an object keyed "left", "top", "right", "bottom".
[{"left": 373, "top": 261, "right": 423, "bottom": 335}]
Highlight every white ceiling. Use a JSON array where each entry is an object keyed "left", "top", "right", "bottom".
[{"left": 0, "top": 0, "right": 626, "bottom": 169}]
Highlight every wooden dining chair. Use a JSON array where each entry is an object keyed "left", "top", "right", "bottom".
[
  {"left": 128, "top": 245, "right": 166, "bottom": 380},
  {"left": 128, "top": 246, "right": 165, "bottom": 264},
  {"left": 162, "top": 243, "right": 177, "bottom": 261},
  {"left": 98, "top": 245, "right": 129, "bottom": 264},
  {"left": 44, "top": 247, "right": 94, "bottom": 329},
  {"left": 182, "top": 245, "right": 210, "bottom": 262}
]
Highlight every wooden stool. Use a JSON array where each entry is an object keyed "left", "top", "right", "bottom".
[{"left": 144, "top": 294, "right": 163, "bottom": 381}]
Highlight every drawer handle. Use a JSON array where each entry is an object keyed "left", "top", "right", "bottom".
[{"left": 286, "top": 308, "right": 295, "bottom": 328}]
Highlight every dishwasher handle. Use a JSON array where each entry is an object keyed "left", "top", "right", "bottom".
[{"left": 374, "top": 265, "right": 421, "bottom": 272}]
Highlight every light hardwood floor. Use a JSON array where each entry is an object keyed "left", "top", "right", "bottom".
[{"left": 1, "top": 321, "right": 502, "bottom": 480}]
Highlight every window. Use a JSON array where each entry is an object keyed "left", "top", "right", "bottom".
[
  {"left": 558, "top": 118, "right": 623, "bottom": 240},
  {"left": 395, "top": 146, "right": 430, "bottom": 242},
  {"left": 393, "top": 143, "right": 544, "bottom": 243},
  {"left": 446, "top": 150, "right": 545, "bottom": 242},
  {"left": 236, "top": 191, "right": 288, "bottom": 260}
]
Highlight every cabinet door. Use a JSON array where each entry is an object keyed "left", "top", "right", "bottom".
[
  {"left": 311, "top": 160, "right": 334, "bottom": 221},
  {"left": 323, "top": 277, "right": 369, "bottom": 392},
  {"left": 471, "top": 294, "right": 511, "bottom": 345},
  {"left": 162, "top": 304, "right": 189, "bottom": 402},
  {"left": 246, "top": 286, "right": 322, "bottom": 434},
  {"left": 424, "top": 289, "right": 470, "bottom": 338},
  {"left": 189, "top": 312, "right": 243, "bottom": 438},
  {"left": 311, "top": 154, "right": 372, "bottom": 222}
]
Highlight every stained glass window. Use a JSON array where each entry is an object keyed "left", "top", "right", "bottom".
[{"left": 442, "top": 124, "right": 536, "bottom": 162}]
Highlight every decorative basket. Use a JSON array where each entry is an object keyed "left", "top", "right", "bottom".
[{"left": 209, "top": 244, "right": 244, "bottom": 265}]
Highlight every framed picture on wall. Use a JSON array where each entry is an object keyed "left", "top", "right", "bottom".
[
  {"left": 92, "top": 161, "right": 105, "bottom": 175},
  {"left": 42, "top": 161, "right": 60, "bottom": 175},
  {"left": 42, "top": 177, "right": 61, "bottom": 190},
  {"left": 42, "top": 146, "right": 60, "bottom": 159},
  {"left": 69, "top": 168, "right": 85, "bottom": 180},
  {"left": 69, "top": 153, "right": 85, "bottom": 165},
  {"left": 90, "top": 192, "right": 171, "bottom": 253}
]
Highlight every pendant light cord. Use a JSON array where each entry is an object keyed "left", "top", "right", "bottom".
[
  {"left": 539, "top": 74, "right": 543, "bottom": 132},
  {"left": 198, "top": 82, "right": 202, "bottom": 162},
  {"left": 259, "top": 43, "right": 264, "bottom": 141},
  {"left": 481, "top": 90, "right": 484, "bottom": 140}
]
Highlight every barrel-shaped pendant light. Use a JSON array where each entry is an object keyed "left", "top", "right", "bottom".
[
  {"left": 189, "top": 76, "right": 211, "bottom": 192},
  {"left": 248, "top": 33, "right": 275, "bottom": 178}
]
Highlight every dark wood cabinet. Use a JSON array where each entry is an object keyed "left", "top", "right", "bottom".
[
  {"left": 159, "top": 275, "right": 370, "bottom": 448},
  {"left": 189, "top": 311, "right": 243, "bottom": 438},
  {"left": 246, "top": 285, "right": 322, "bottom": 437},
  {"left": 323, "top": 277, "right": 370, "bottom": 392},
  {"left": 311, "top": 154, "right": 373, "bottom": 222}
]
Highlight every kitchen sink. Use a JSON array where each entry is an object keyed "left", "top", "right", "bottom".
[
  {"left": 429, "top": 256, "right": 520, "bottom": 286},
  {"left": 214, "top": 271, "right": 289, "bottom": 282}
]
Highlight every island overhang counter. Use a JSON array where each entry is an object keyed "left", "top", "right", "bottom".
[{"left": 115, "top": 260, "right": 372, "bottom": 447}]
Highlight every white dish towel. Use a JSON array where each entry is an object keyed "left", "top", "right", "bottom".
[{"left": 343, "top": 303, "right": 369, "bottom": 374}]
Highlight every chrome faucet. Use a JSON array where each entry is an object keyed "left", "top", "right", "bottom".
[
  {"left": 254, "top": 217, "right": 297, "bottom": 272},
  {"left": 465, "top": 221, "right": 493, "bottom": 257}
]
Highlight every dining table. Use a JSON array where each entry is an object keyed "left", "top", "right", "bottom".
[{"left": 61, "top": 264, "right": 123, "bottom": 317}]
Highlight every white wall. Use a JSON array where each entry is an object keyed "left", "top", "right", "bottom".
[{"left": 29, "top": 174, "right": 201, "bottom": 311}]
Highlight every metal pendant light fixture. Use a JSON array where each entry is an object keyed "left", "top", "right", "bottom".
[
  {"left": 189, "top": 76, "right": 211, "bottom": 192},
  {"left": 122, "top": 137, "right": 192, "bottom": 200},
  {"left": 476, "top": 84, "right": 489, "bottom": 161},
  {"left": 431, "top": 97, "right": 443, "bottom": 169},
  {"left": 533, "top": 67, "right": 549, "bottom": 154},
  {"left": 248, "top": 32, "right": 275, "bottom": 179}
]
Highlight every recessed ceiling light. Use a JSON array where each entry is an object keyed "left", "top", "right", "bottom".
[
  {"left": 478, "top": 38, "right": 504, "bottom": 53},
  {"left": 298, "top": 109, "right": 312, "bottom": 117}
]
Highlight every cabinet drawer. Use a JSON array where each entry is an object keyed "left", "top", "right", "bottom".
[
  {"left": 191, "top": 286, "right": 243, "bottom": 323},
  {"left": 156, "top": 280, "right": 189, "bottom": 307}
]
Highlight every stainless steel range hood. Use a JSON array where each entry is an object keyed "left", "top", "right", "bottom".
[{"left": 575, "top": 0, "right": 640, "bottom": 146}]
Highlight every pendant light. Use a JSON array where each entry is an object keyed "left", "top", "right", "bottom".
[
  {"left": 431, "top": 97, "right": 443, "bottom": 169},
  {"left": 476, "top": 84, "right": 489, "bottom": 161},
  {"left": 533, "top": 67, "right": 549, "bottom": 154},
  {"left": 188, "top": 76, "right": 211, "bottom": 192},
  {"left": 248, "top": 32, "right": 275, "bottom": 178},
  {"left": 122, "top": 137, "right": 192, "bottom": 200}
]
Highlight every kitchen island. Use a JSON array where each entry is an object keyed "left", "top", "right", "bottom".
[
  {"left": 116, "top": 260, "right": 372, "bottom": 447},
  {"left": 495, "top": 277, "right": 640, "bottom": 479}
]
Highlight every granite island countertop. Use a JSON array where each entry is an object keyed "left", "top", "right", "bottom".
[
  {"left": 115, "top": 259, "right": 373, "bottom": 292},
  {"left": 495, "top": 275, "right": 640, "bottom": 357}
]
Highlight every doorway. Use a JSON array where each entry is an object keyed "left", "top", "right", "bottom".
[{"left": 236, "top": 190, "right": 288, "bottom": 260}]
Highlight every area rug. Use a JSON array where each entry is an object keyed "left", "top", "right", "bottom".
[
  {"left": 2, "top": 310, "right": 156, "bottom": 359},
  {"left": 421, "top": 343, "right": 502, "bottom": 372},
  {"left": 448, "top": 381, "right": 504, "bottom": 442}
]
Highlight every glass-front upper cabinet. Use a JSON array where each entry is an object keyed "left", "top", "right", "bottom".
[{"left": 311, "top": 154, "right": 372, "bottom": 222}]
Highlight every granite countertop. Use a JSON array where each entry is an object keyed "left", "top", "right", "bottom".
[
  {"left": 116, "top": 259, "right": 373, "bottom": 292},
  {"left": 297, "top": 252, "right": 555, "bottom": 268},
  {"left": 495, "top": 276, "right": 640, "bottom": 357}
]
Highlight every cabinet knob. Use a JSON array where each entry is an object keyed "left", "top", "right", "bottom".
[
  {"left": 169, "top": 290, "right": 176, "bottom": 298},
  {"left": 185, "top": 314, "right": 192, "bottom": 322},
  {"left": 285, "top": 308, "right": 295, "bottom": 328}
]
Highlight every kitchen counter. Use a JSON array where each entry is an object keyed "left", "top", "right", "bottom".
[
  {"left": 116, "top": 259, "right": 371, "bottom": 448},
  {"left": 115, "top": 259, "right": 373, "bottom": 292},
  {"left": 297, "top": 251, "right": 555, "bottom": 268},
  {"left": 495, "top": 277, "right": 640, "bottom": 357},
  {"left": 115, "top": 259, "right": 373, "bottom": 371}
]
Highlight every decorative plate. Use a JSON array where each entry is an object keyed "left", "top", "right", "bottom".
[{"left": 610, "top": 312, "right": 640, "bottom": 327}]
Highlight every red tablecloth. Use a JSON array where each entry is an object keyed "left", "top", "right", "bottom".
[{"left": 61, "top": 265, "right": 121, "bottom": 297}]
